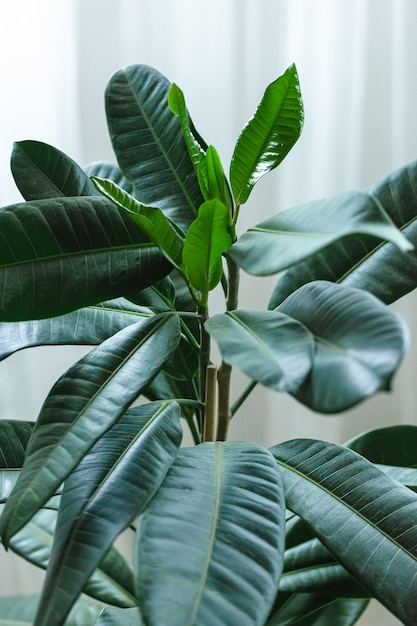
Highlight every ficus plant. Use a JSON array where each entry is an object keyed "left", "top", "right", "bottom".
[{"left": 0, "top": 62, "right": 416, "bottom": 626}]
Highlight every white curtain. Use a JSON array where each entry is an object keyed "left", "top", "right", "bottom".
[{"left": 1, "top": 1, "right": 416, "bottom": 623}]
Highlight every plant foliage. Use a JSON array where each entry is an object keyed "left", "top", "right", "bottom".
[{"left": 0, "top": 63, "right": 416, "bottom": 625}]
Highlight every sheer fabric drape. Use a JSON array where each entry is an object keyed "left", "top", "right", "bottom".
[{"left": 0, "top": 2, "right": 415, "bottom": 623}]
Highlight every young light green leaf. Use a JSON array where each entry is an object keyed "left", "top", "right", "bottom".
[
  {"left": 230, "top": 63, "right": 303, "bottom": 206},
  {"left": 202, "top": 145, "right": 233, "bottom": 211},
  {"left": 168, "top": 83, "right": 206, "bottom": 177},
  {"left": 92, "top": 176, "right": 184, "bottom": 269},
  {"left": 205, "top": 309, "right": 314, "bottom": 392},
  {"left": 182, "top": 199, "right": 232, "bottom": 298},
  {"left": 230, "top": 191, "right": 413, "bottom": 276}
]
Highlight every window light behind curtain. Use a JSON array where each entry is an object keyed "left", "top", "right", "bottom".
[{"left": 0, "top": 1, "right": 416, "bottom": 624}]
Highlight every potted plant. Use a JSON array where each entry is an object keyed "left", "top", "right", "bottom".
[{"left": 0, "top": 62, "right": 415, "bottom": 626}]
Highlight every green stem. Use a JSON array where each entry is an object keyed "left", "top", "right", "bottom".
[
  {"left": 216, "top": 254, "right": 240, "bottom": 441},
  {"left": 198, "top": 304, "right": 210, "bottom": 432},
  {"left": 230, "top": 380, "right": 258, "bottom": 417}
]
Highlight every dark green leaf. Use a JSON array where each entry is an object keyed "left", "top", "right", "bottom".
[
  {"left": 271, "top": 439, "right": 417, "bottom": 625},
  {"left": 34, "top": 402, "right": 181, "bottom": 626},
  {"left": 205, "top": 309, "right": 313, "bottom": 392},
  {"left": 345, "top": 424, "right": 417, "bottom": 466},
  {"left": 126, "top": 277, "right": 176, "bottom": 312},
  {"left": 267, "top": 593, "right": 369, "bottom": 626},
  {"left": 182, "top": 199, "right": 232, "bottom": 296},
  {"left": 11, "top": 140, "right": 96, "bottom": 200},
  {"left": 135, "top": 442, "right": 285, "bottom": 626},
  {"left": 0, "top": 421, "right": 33, "bottom": 467},
  {"left": 84, "top": 161, "right": 133, "bottom": 194},
  {"left": 231, "top": 191, "right": 412, "bottom": 276},
  {"left": 0, "top": 313, "right": 181, "bottom": 543},
  {"left": 277, "top": 281, "right": 408, "bottom": 413},
  {"left": 0, "top": 299, "right": 152, "bottom": 361},
  {"left": 230, "top": 64, "right": 303, "bottom": 206},
  {"left": 0, "top": 594, "right": 103, "bottom": 626},
  {"left": 0, "top": 197, "right": 171, "bottom": 321},
  {"left": 94, "top": 607, "right": 144, "bottom": 626},
  {"left": 269, "top": 160, "right": 417, "bottom": 307},
  {"left": 106, "top": 64, "right": 204, "bottom": 231}
]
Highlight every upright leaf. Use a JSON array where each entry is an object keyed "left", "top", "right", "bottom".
[
  {"left": 277, "top": 281, "right": 409, "bottom": 412},
  {"left": 135, "top": 442, "right": 285, "bottom": 626},
  {"left": 0, "top": 313, "right": 181, "bottom": 543},
  {"left": 182, "top": 199, "right": 232, "bottom": 298},
  {"left": 230, "top": 64, "right": 303, "bottom": 206},
  {"left": 11, "top": 140, "right": 97, "bottom": 200},
  {"left": 34, "top": 402, "right": 182, "bottom": 626},
  {"left": 106, "top": 64, "right": 204, "bottom": 231},
  {"left": 0, "top": 197, "right": 171, "bottom": 321},
  {"left": 271, "top": 439, "right": 417, "bottom": 625}
]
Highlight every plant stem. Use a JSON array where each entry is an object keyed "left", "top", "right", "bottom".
[
  {"left": 216, "top": 254, "right": 240, "bottom": 441},
  {"left": 203, "top": 365, "right": 217, "bottom": 442},
  {"left": 198, "top": 304, "right": 210, "bottom": 431},
  {"left": 230, "top": 380, "right": 258, "bottom": 417}
]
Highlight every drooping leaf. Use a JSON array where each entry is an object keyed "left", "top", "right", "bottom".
[
  {"left": 205, "top": 309, "right": 313, "bottom": 392},
  {"left": 84, "top": 161, "right": 133, "bottom": 194},
  {"left": 182, "top": 198, "right": 232, "bottom": 296},
  {"left": 276, "top": 281, "right": 409, "bottom": 413},
  {"left": 92, "top": 176, "right": 184, "bottom": 268},
  {"left": 11, "top": 140, "right": 97, "bottom": 200},
  {"left": 230, "top": 191, "right": 412, "bottom": 276},
  {"left": 0, "top": 197, "right": 171, "bottom": 321},
  {"left": 93, "top": 607, "right": 144, "bottom": 626},
  {"left": 230, "top": 64, "right": 303, "bottom": 206},
  {"left": 106, "top": 64, "right": 204, "bottom": 231},
  {"left": 0, "top": 313, "right": 181, "bottom": 544},
  {"left": 266, "top": 593, "right": 369, "bottom": 626},
  {"left": 34, "top": 402, "right": 181, "bottom": 626},
  {"left": 135, "top": 442, "right": 285, "bottom": 626},
  {"left": 271, "top": 439, "right": 417, "bottom": 625},
  {"left": 0, "top": 594, "right": 103, "bottom": 626},
  {"left": 0, "top": 299, "right": 152, "bottom": 361},
  {"left": 269, "top": 160, "right": 417, "bottom": 308}
]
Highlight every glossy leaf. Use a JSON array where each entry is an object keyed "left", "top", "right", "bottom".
[
  {"left": 0, "top": 421, "right": 33, "bottom": 467},
  {"left": 106, "top": 64, "right": 204, "bottom": 231},
  {"left": 276, "top": 281, "right": 409, "bottom": 412},
  {"left": 200, "top": 145, "right": 233, "bottom": 210},
  {"left": 11, "top": 140, "right": 97, "bottom": 200},
  {"left": 266, "top": 593, "right": 369, "bottom": 626},
  {"left": 0, "top": 196, "right": 171, "bottom": 321},
  {"left": 269, "top": 160, "right": 417, "bottom": 307},
  {"left": 0, "top": 299, "right": 152, "bottom": 361},
  {"left": 34, "top": 402, "right": 181, "bottom": 626},
  {"left": 0, "top": 313, "right": 181, "bottom": 544},
  {"left": 205, "top": 309, "right": 313, "bottom": 392},
  {"left": 230, "top": 64, "right": 303, "bottom": 206},
  {"left": 94, "top": 607, "right": 144, "bottom": 626},
  {"left": 230, "top": 191, "right": 412, "bottom": 276},
  {"left": 92, "top": 176, "right": 185, "bottom": 268},
  {"left": 84, "top": 161, "right": 133, "bottom": 194},
  {"left": 345, "top": 424, "right": 417, "bottom": 466},
  {"left": 182, "top": 198, "right": 232, "bottom": 296},
  {"left": 271, "top": 439, "right": 417, "bottom": 625},
  {"left": 135, "top": 442, "right": 285, "bottom": 626}
]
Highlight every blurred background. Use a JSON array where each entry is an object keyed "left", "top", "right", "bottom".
[{"left": 1, "top": 1, "right": 416, "bottom": 623}]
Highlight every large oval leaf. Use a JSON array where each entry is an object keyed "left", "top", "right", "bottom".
[
  {"left": 205, "top": 309, "right": 313, "bottom": 392},
  {"left": 0, "top": 196, "right": 171, "bottom": 321},
  {"left": 34, "top": 402, "right": 182, "bottom": 626},
  {"left": 0, "top": 313, "right": 181, "bottom": 543},
  {"left": 230, "top": 191, "right": 412, "bottom": 276},
  {"left": 266, "top": 593, "right": 369, "bottom": 626},
  {"left": 269, "top": 160, "right": 417, "bottom": 308},
  {"left": 106, "top": 64, "right": 204, "bottom": 231},
  {"left": 271, "top": 439, "right": 417, "bottom": 625},
  {"left": 230, "top": 64, "right": 303, "bottom": 206},
  {"left": 276, "top": 281, "right": 409, "bottom": 413},
  {"left": 0, "top": 594, "right": 103, "bottom": 626},
  {"left": 11, "top": 140, "right": 97, "bottom": 200},
  {"left": 135, "top": 442, "right": 285, "bottom": 626}
]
